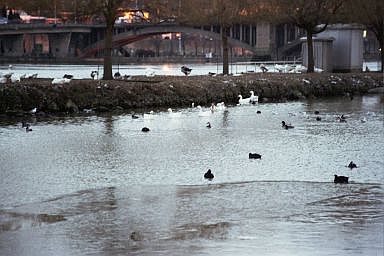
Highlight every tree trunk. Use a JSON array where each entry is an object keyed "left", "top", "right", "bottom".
[
  {"left": 371, "top": 25, "right": 384, "bottom": 72},
  {"left": 103, "top": 20, "right": 114, "bottom": 80},
  {"left": 379, "top": 35, "right": 384, "bottom": 72},
  {"left": 222, "top": 25, "right": 229, "bottom": 75},
  {"left": 306, "top": 30, "right": 315, "bottom": 73}
]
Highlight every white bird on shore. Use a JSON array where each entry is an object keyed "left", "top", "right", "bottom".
[
  {"left": 52, "top": 78, "right": 71, "bottom": 85},
  {"left": 274, "top": 64, "right": 285, "bottom": 73},
  {"left": 26, "top": 73, "right": 38, "bottom": 79},
  {"left": 145, "top": 68, "right": 156, "bottom": 77},
  {"left": 90, "top": 71, "right": 99, "bottom": 80}
]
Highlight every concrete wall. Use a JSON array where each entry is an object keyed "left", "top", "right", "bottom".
[
  {"left": 48, "top": 33, "right": 71, "bottom": 57},
  {"left": 302, "top": 37, "right": 334, "bottom": 72},
  {"left": 0, "top": 35, "right": 23, "bottom": 57},
  {"left": 256, "top": 22, "right": 271, "bottom": 54},
  {"left": 319, "top": 24, "right": 363, "bottom": 72}
]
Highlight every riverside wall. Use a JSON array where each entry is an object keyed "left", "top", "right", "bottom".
[{"left": 0, "top": 73, "right": 383, "bottom": 117}]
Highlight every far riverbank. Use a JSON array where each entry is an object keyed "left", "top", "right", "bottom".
[{"left": 0, "top": 73, "right": 383, "bottom": 118}]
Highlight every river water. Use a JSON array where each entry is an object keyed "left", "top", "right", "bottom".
[{"left": 0, "top": 95, "right": 383, "bottom": 255}]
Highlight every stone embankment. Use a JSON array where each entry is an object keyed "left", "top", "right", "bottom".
[{"left": 0, "top": 73, "right": 383, "bottom": 117}]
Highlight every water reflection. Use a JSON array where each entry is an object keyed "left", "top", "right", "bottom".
[
  {"left": 0, "top": 181, "right": 382, "bottom": 255},
  {"left": 0, "top": 95, "right": 383, "bottom": 255}
]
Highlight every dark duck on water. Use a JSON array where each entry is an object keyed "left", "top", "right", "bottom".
[
  {"left": 249, "top": 153, "right": 262, "bottom": 159},
  {"left": 282, "top": 121, "right": 294, "bottom": 129},
  {"left": 204, "top": 169, "right": 214, "bottom": 180},
  {"left": 348, "top": 161, "right": 357, "bottom": 169},
  {"left": 334, "top": 175, "right": 349, "bottom": 184}
]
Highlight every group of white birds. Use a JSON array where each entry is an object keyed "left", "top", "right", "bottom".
[
  {"left": 256, "top": 64, "right": 323, "bottom": 74},
  {"left": 0, "top": 65, "right": 38, "bottom": 83},
  {"left": 238, "top": 90, "right": 259, "bottom": 105},
  {"left": 140, "top": 90, "right": 259, "bottom": 121}
]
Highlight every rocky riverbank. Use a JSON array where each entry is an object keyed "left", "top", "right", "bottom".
[{"left": 0, "top": 72, "right": 383, "bottom": 117}]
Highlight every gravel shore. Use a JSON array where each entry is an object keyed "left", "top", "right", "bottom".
[{"left": 0, "top": 72, "right": 383, "bottom": 117}]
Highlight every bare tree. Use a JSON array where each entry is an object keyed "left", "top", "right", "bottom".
[
  {"left": 346, "top": 0, "right": 383, "bottom": 72},
  {"left": 274, "top": 0, "right": 343, "bottom": 72},
  {"left": 179, "top": 0, "right": 251, "bottom": 75},
  {"left": 74, "top": 0, "right": 126, "bottom": 79}
]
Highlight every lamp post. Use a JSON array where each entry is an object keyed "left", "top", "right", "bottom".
[
  {"left": 54, "top": 0, "right": 57, "bottom": 24},
  {"left": 74, "top": 0, "right": 77, "bottom": 24}
]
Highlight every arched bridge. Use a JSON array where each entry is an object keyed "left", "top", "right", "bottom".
[
  {"left": 0, "top": 22, "right": 301, "bottom": 59},
  {"left": 81, "top": 24, "right": 258, "bottom": 57}
]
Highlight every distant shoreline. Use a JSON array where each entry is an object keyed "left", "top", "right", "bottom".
[{"left": 0, "top": 72, "right": 383, "bottom": 118}]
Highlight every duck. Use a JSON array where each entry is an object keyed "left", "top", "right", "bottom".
[
  {"left": 141, "top": 127, "right": 150, "bottom": 132},
  {"left": 249, "top": 153, "right": 261, "bottom": 159},
  {"left": 249, "top": 91, "right": 259, "bottom": 104},
  {"left": 204, "top": 169, "right": 214, "bottom": 180},
  {"left": 131, "top": 114, "right": 139, "bottom": 119},
  {"left": 181, "top": 66, "right": 192, "bottom": 76},
  {"left": 25, "top": 124, "right": 32, "bottom": 132},
  {"left": 281, "top": 121, "right": 294, "bottom": 129},
  {"left": 259, "top": 64, "right": 268, "bottom": 73},
  {"left": 90, "top": 70, "right": 99, "bottom": 80},
  {"left": 256, "top": 110, "right": 261, "bottom": 114},
  {"left": 347, "top": 161, "right": 357, "bottom": 169},
  {"left": 334, "top": 175, "right": 349, "bottom": 184},
  {"left": 314, "top": 111, "right": 320, "bottom": 115},
  {"left": 316, "top": 116, "right": 322, "bottom": 121},
  {"left": 337, "top": 114, "right": 347, "bottom": 122},
  {"left": 206, "top": 122, "right": 211, "bottom": 128},
  {"left": 63, "top": 74, "right": 73, "bottom": 79},
  {"left": 113, "top": 72, "right": 122, "bottom": 79}
]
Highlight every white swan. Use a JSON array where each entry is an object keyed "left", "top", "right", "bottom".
[
  {"left": 250, "top": 91, "right": 258, "bottom": 104},
  {"left": 167, "top": 108, "right": 181, "bottom": 118},
  {"left": 197, "top": 106, "right": 212, "bottom": 117},
  {"left": 216, "top": 102, "right": 227, "bottom": 111},
  {"left": 143, "top": 111, "right": 155, "bottom": 119},
  {"left": 238, "top": 94, "right": 250, "bottom": 105}
]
